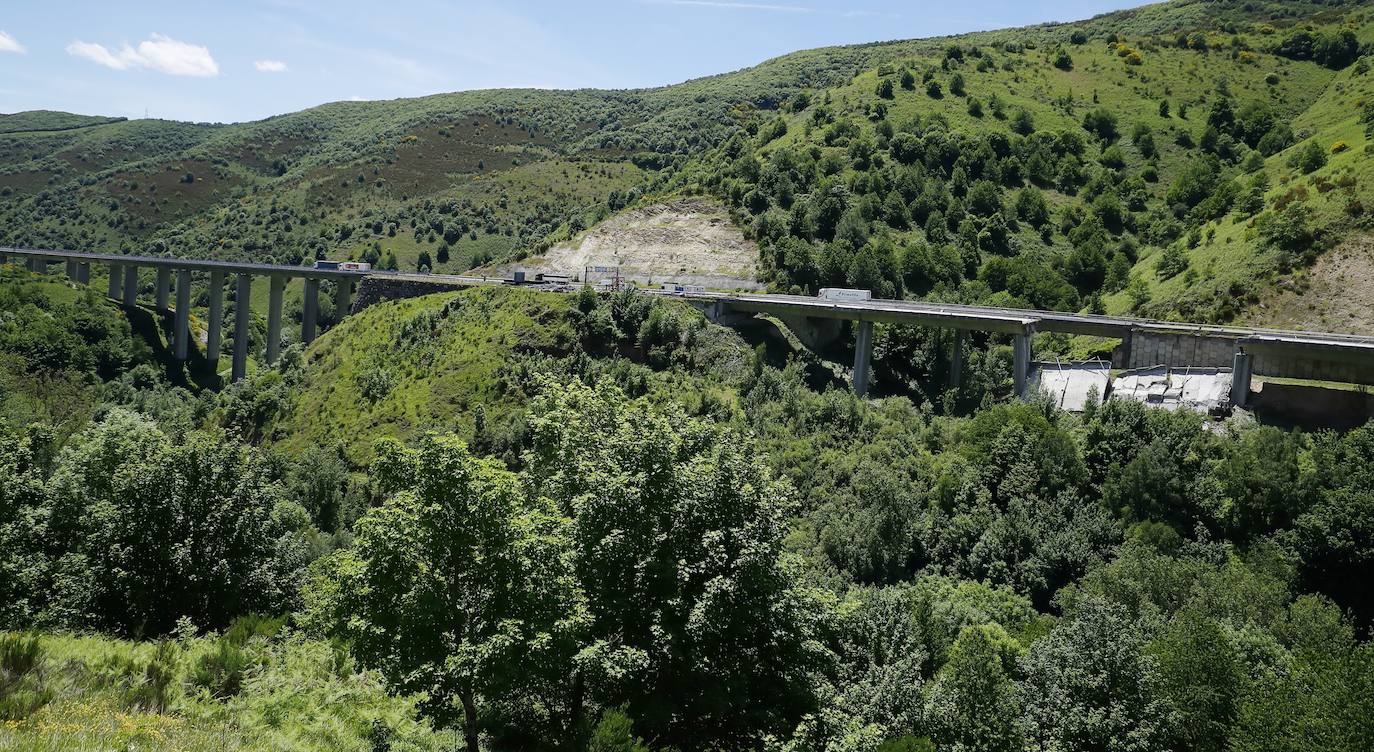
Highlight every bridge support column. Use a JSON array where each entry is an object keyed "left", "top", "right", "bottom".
[
  {"left": 28, "top": 257, "right": 44, "bottom": 273},
  {"left": 301, "top": 278, "right": 319, "bottom": 344},
  {"left": 853, "top": 320, "right": 874, "bottom": 397},
  {"left": 174, "top": 269, "right": 192, "bottom": 360},
  {"left": 76, "top": 262, "right": 90, "bottom": 285},
  {"left": 266, "top": 275, "right": 284, "bottom": 364},
  {"left": 65, "top": 259, "right": 79, "bottom": 279},
  {"left": 108, "top": 264, "right": 123, "bottom": 299},
  {"left": 207, "top": 270, "right": 225, "bottom": 367},
  {"left": 1013, "top": 330, "right": 1033, "bottom": 399},
  {"left": 155, "top": 267, "right": 171, "bottom": 311},
  {"left": 122, "top": 265, "right": 138, "bottom": 307},
  {"left": 232, "top": 274, "right": 252, "bottom": 382},
  {"left": 1231, "top": 349, "right": 1252, "bottom": 408},
  {"left": 950, "top": 330, "right": 964, "bottom": 390},
  {"left": 334, "top": 278, "right": 352, "bottom": 322}
]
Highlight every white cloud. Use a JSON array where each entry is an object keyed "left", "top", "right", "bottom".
[
  {"left": 254, "top": 59, "right": 288, "bottom": 73},
  {"left": 66, "top": 33, "right": 219, "bottom": 76},
  {"left": 0, "top": 31, "right": 24, "bottom": 54}
]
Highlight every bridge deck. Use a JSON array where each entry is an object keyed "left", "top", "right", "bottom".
[{"left": 8, "top": 246, "right": 1374, "bottom": 363}]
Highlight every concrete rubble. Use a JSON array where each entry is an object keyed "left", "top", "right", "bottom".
[{"left": 1031, "top": 362, "right": 1235, "bottom": 414}]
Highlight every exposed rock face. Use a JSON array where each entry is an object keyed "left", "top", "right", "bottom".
[{"left": 498, "top": 198, "right": 762, "bottom": 290}]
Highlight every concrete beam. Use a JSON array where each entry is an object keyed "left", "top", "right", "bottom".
[
  {"left": 1013, "top": 331, "right": 1033, "bottom": 399},
  {"left": 950, "top": 330, "right": 964, "bottom": 390},
  {"left": 232, "top": 273, "right": 252, "bottom": 382},
  {"left": 266, "top": 275, "right": 285, "bottom": 364},
  {"left": 334, "top": 278, "right": 352, "bottom": 321},
  {"left": 155, "top": 267, "right": 172, "bottom": 312},
  {"left": 207, "top": 270, "right": 226, "bottom": 366},
  {"left": 174, "top": 269, "right": 192, "bottom": 360},
  {"left": 122, "top": 265, "right": 138, "bottom": 307},
  {"left": 1231, "top": 349, "right": 1252, "bottom": 408},
  {"left": 853, "top": 320, "right": 874, "bottom": 397},
  {"left": 302, "top": 277, "right": 319, "bottom": 344},
  {"left": 108, "top": 264, "right": 123, "bottom": 299},
  {"left": 730, "top": 297, "right": 1038, "bottom": 336}
]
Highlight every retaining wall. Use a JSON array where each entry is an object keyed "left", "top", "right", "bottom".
[
  {"left": 1115, "top": 329, "right": 1374, "bottom": 386},
  {"left": 352, "top": 276, "right": 475, "bottom": 313}
]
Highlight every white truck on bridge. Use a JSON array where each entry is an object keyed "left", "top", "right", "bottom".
[{"left": 819, "top": 288, "right": 872, "bottom": 302}]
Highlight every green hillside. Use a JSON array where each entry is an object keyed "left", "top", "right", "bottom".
[
  {"left": 263, "top": 285, "right": 777, "bottom": 463},
  {"left": 4, "top": 0, "right": 1372, "bottom": 329},
  {"left": 690, "top": 0, "right": 1374, "bottom": 326},
  {"left": 7, "top": 3, "right": 1374, "bottom": 751}
]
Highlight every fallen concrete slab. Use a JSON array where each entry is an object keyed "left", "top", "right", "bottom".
[
  {"left": 1110, "top": 366, "right": 1233, "bottom": 413},
  {"left": 1031, "top": 361, "right": 1112, "bottom": 412}
]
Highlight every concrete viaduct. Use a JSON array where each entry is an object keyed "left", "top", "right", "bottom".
[
  {"left": 2, "top": 247, "right": 368, "bottom": 382},
  {"left": 6, "top": 246, "right": 1374, "bottom": 402}
]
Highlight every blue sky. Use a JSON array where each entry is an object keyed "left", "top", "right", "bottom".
[{"left": 0, "top": 0, "right": 1142, "bottom": 123}]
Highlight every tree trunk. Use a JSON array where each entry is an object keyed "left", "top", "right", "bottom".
[
  {"left": 570, "top": 667, "right": 586, "bottom": 751},
  {"left": 460, "top": 685, "right": 480, "bottom": 752}
]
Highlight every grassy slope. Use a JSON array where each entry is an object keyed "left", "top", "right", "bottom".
[
  {"left": 681, "top": 1, "right": 1374, "bottom": 330},
  {"left": 1103, "top": 15, "right": 1374, "bottom": 317},
  {"left": 273, "top": 287, "right": 578, "bottom": 462},
  {"left": 1, "top": 2, "right": 1368, "bottom": 331},
  {"left": 269, "top": 285, "right": 760, "bottom": 464},
  {"left": 0, "top": 631, "right": 445, "bottom": 752}
]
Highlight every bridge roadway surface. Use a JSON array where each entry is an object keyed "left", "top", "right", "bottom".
[{"left": 7, "top": 245, "right": 1374, "bottom": 362}]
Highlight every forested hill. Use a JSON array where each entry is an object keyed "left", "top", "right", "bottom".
[{"left": 4, "top": 0, "right": 1374, "bottom": 326}]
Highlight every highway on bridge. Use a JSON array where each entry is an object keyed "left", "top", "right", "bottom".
[{"left": 8, "top": 245, "right": 1374, "bottom": 367}]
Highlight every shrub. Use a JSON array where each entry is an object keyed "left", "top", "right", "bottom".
[
  {"left": 1156, "top": 245, "right": 1190, "bottom": 280},
  {"left": 589, "top": 707, "right": 651, "bottom": 752},
  {"left": 109, "top": 641, "right": 180, "bottom": 713},
  {"left": 0, "top": 632, "right": 53, "bottom": 721},
  {"left": 1330, "top": 141, "right": 1349, "bottom": 154},
  {"left": 191, "top": 639, "right": 251, "bottom": 698},
  {"left": 1289, "top": 141, "right": 1327, "bottom": 174},
  {"left": 1054, "top": 47, "right": 1074, "bottom": 70}
]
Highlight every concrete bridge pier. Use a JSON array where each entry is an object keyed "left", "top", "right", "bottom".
[
  {"left": 122, "top": 265, "right": 139, "bottom": 307},
  {"left": 174, "top": 269, "right": 192, "bottom": 360},
  {"left": 334, "top": 278, "right": 353, "bottom": 321},
  {"left": 155, "top": 267, "right": 172, "bottom": 312},
  {"left": 1013, "top": 329, "right": 1033, "bottom": 399},
  {"left": 232, "top": 273, "right": 252, "bottom": 382},
  {"left": 76, "top": 262, "right": 90, "bottom": 284},
  {"left": 28, "top": 257, "right": 44, "bottom": 273},
  {"left": 266, "top": 275, "right": 285, "bottom": 364},
  {"left": 65, "top": 259, "right": 79, "bottom": 279},
  {"left": 1231, "top": 349, "right": 1252, "bottom": 408},
  {"left": 853, "top": 320, "right": 874, "bottom": 397},
  {"left": 207, "top": 270, "right": 225, "bottom": 366},
  {"left": 950, "top": 330, "right": 964, "bottom": 389},
  {"left": 301, "top": 278, "right": 319, "bottom": 344},
  {"left": 108, "top": 264, "right": 124, "bottom": 299}
]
